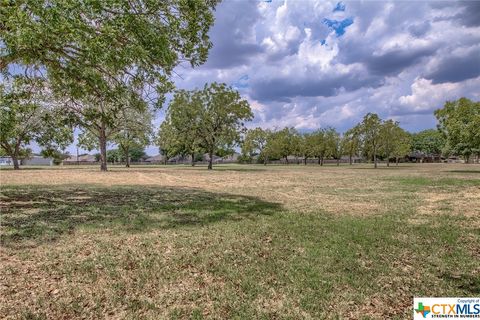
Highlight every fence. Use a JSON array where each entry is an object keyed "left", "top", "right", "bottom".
[{"left": 62, "top": 157, "right": 479, "bottom": 166}]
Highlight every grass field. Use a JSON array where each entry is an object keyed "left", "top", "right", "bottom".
[{"left": 1, "top": 163, "right": 479, "bottom": 319}]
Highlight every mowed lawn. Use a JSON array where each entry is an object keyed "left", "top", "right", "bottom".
[{"left": 0, "top": 164, "right": 479, "bottom": 319}]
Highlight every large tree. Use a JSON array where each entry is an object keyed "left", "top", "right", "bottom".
[
  {"left": 325, "top": 128, "right": 343, "bottom": 166},
  {"left": 160, "top": 83, "right": 253, "bottom": 169},
  {"left": 196, "top": 83, "right": 253, "bottom": 169},
  {"left": 354, "top": 113, "right": 383, "bottom": 168},
  {"left": 342, "top": 128, "right": 361, "bottom": 165},
  {"left": 74, "top": 97, "right": 149, "bottom": 171},
  {"left": 242, "top": 127, "right": 271, "bottom": 165},
  {"left": 156, "top": 121, "right": 181, "bottom": 165},
  {"left": 379, "top": 120, "right": 412, "bottom": 166},
  {"left": 298, "top": 133, "right": 313, "bottom": 165},
  {"left": 435, "top": 98, "right": 480, "bottom": 163},
  {"left": 268, "top": 127, "right": 298, "bottom": 164},
  {"left": 1, "top": 0, "right": 219, "bottom": 171},
  {"left": 379, "top": 120, "right": 398, "bottom": 167},
  {"left": 159, "top": 90, "right": 203, "bottom": 166},
  {"left": 113, "top": 108, "right": 153, "bottom": 167},
  {"left": 0, "top": 76, "right": 72, "bottom": 169},
  {"left": 1, "top": 0, "right": 218, "bottom": 100},
  {"left": 290, "top": 131, "right": 304, "bottom": 164},
  {"left": 392, "top": 129, "right": 412, "bottom": 165},
  {"left": 411, "top": 129, "right": 445, "bottom": 157},
  {"left": 308, "top": 129, "right": 328, "bottom": 165}
]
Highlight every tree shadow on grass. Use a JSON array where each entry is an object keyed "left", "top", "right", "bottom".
[
  {"left": 0, "top": 185, "right": 282, "bottom": 248},
  {"left": 349, "top": 166, "right": 414, "bottom": 170},
  {"left": 448, "top": 170, "right": 480, "bottom": 174},
  {"left": 199, "top": 167, "right": 268, "bottom": 172},
  {"left": 441, "top": 272, "right": 480, "bottom": 295}
]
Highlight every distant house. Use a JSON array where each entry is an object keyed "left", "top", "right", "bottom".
[
  {"left": 446, "top": 156, "right": 464, "bottom": 163},
  {"left": 63, "top": 154, "right": 97, "bottom": 164},
  {"left": 408, "top": 152, "right": 442, "bottom": 163},
  {"left": 145, "top": 154, "right": 165, "bottom": 163},
  {"left": 223, "top": 153, "right": 241, "bottom": 163},
  {"left": 341, "top": 155, "right": 363, "bottom": 163},
  {"left": 145, "top": 154, "right": 180, "bottom": 164},
  {"left": 0, "top": 155, "right": 53, "bottom": 166},
  {"left": 0, "top": 157, "right": 13, "bottom": 166},
  {"left": 22, "top": 156, "right": 54, "bottom": 166},
  {"left": 203, "top": 153, "right": 223, "bottom": 164}
]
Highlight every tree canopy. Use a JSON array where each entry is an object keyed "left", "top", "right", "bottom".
[
  {"left": 353, "top": 113, "right": 383, "bottom": 168},
  {"left": 1, "top": 0, "right": 219, "bottom": 171},
  {"left": 158, "top": 83, "right": 253, "bottom": 169},
  {"left": 1, "top": 0, "right": 219, "bottom": 105},
  {"left": 435, "top": 97, "right": 480, "bottom": 162},
  {"left": 242, "top": 127, "right": 271, "bottom": 165},
  {"left": 411, "top": 129, "right": 445, "bottom": 156},
  {"left": 157, "top": 89, "right": 203, "bottom": 166},
  {"left": 0, "top": 76, "right": 72, "bottom": 169}
]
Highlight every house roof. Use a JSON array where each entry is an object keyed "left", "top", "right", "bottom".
[
  {"left": 145, "top": 154, "right": 165, "bottom": 162},
  {"left": 64, "top": 154, "right": 96, "bottom": 162}
]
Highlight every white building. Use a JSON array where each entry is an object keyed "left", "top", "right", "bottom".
[
  {"left": 0, "top": 157, "right": 14, "bottom": 166},
  {"left": 22, "top": 156, "right": 54, "bottom": 166},
  {"left": 0, "top": 156, "right": 53, "bottom": 166}
]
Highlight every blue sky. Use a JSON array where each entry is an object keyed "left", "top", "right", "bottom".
[{"left": 69, "top": 0, "right": 480, "bottom": 155}]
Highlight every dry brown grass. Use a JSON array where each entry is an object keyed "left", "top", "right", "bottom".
[
  {"left": 2, "top": 163, "right": 474, "bottom": 215},
  {"left": 0, "top": 163, "right": 479, "bottom": 319}
]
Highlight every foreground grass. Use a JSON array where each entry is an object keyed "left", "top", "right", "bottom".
[{"left": 0, "top": 164, "right": 479, "bottom": 319}]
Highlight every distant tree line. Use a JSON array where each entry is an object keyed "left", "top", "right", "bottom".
[
  {"left": 241, "top": 113, "right": 411, "bottom": 168},
  {"left": 155, "top": 94, "right": 478, "bottom": 169},
  {"left": 1, "top": 74, "right": 478, "bottom": 170},
  {"left": 239, "top": 98, "right": 479, "bottom": 167}
]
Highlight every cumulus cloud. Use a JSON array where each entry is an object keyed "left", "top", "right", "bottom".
[
  {"left": 424, "top": 45, "right": 480, "bottom": 84},
  {"left": 201, "top": 0, "right": 263, "bottom": 69},
  {"left": 171, "top": 0, "right": 480, "bottom": 133}
]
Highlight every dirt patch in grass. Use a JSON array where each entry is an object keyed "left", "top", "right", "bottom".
[{"left": 417, "top": 186, "right": 480, "bottom": 228}]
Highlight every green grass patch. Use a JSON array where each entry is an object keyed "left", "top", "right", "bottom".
[{"left": 387, "top": 176, "right": 480, "bottom": 187}]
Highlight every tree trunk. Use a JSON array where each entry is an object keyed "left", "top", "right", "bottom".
[
  {"left": 10, "top": 143, "right": 21, "bottom": 170},
  {"left": 264, "top": 156, "right": 268, "bottom": 166},
  {"left": 304, "top": 157, "right": 307, "bottom": 165},
  {"left": 208, "top": 150, "right": 213, "bottom": 170},
  {"left": 349, "top": 155, "right": 352, "bottom": 165},
  {"left": 320, "top": 156, "right": 324, "bottom": 166},
  {"left": 318, "top": 157, "right": 321, "bottom": 165},
  {"left": 396, "top": 157, "right": 399, "bottom": 166},
  {"left": 285, "top": 156, "right": 288, "bottom": 165},
  {"left": 191, "top": 153, "right": 195, "bottom": 166},
  {"left": 125, "top": 145, "right": 130, "bottom": 168},
  {"left": 99, "top": 125, "right": 108, "bottom": 172},
  {"left": 336, "top": 158, "right": 340, "bottom": 166},
  {"left": 386, "top": 155, "right": 390, "bottom": 167},
  {"left": 12, "top": 155, "right": 20, "bottom": 170},
  {"left": 373, "top": 146, "right": 378, "bottom": 169}
]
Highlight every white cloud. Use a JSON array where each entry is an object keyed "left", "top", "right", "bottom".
[{"left": 172, "top": 0, "right": 480, "bottom": 133}]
